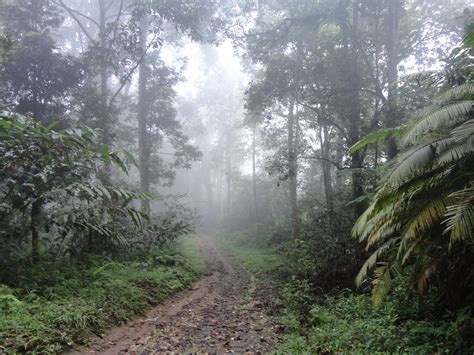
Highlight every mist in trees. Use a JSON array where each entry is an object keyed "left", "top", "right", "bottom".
[{"left": 1, "top": 0, "right": 473, "bottom": 353}]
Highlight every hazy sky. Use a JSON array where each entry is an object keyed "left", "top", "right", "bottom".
[{"left": 162, "top": 38, "right": 247, "bottom": 99}]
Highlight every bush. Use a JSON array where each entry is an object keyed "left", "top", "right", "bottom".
[{"left": 279, "top": 293, "right": 474, "bottom": 354}]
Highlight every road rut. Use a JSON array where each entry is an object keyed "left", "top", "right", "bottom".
[{"left": 78, "top": 236, "right": 282, "bottom": 354}]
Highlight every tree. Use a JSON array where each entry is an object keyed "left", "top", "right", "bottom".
[
  {"left": 0, "top": 113, "right": 151, "bottom": 260},
  {"left": 138, "top": 55, "right": 201, "bottom": 210},
  {"left": 0, "top": 1, "right": 83, "bottom": 125},
  {"left": 353, "top": 27, "right": 474, "bottom": 307}
]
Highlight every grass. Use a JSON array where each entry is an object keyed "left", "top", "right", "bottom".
[
  {"left": 214, "top": 231, "right": 473, "bottom": 354},
  {"left": 0, "top": 236, "right": 203, "bottom": 354},
  {"left": 215, "top": 231, "right": 286, "bottom": 278}
]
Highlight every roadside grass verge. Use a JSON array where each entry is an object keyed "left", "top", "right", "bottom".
[
  {"left": 215, "top": 231, "right": 286, "bottom": 278},
  {"left": 214, "top": 231, "right": 472, "bottom": 354},
  {"left": 0, "top": 236, "right": 203, "bottom": 354}
]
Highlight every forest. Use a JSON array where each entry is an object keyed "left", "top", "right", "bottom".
[{"left": 0, "top": 0, "right": 473, "bottom": 353}]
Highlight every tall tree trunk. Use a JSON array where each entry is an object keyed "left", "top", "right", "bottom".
[
  {"left": 97, "top": 0, "right": 112, "bottom": 183},
  {"left": 320, "top": 124, "right": 333, "bottom": 213},
  {"left": 334, "top": 132, "right": 344, "bottom": 191},
  {"left": 344, "top": 1, "right": 366, "bottom": 216},
  {"left": 252, "top": 123, "right": 259, "bottom": 230},
  {"left": 138, "top": 16, "right": 150, "bottom": 211},
  {"left": 385, "top": 0, "right": 401, "bottom": 159},
  {"left": 203, "top": 162, "right": 213, "bottom": 225},
  {"left": 217, "top": 170, "right": 223, "bottom": 225},
  {"left": 225, "top": 118, "right": 233, "bottom": 221},
  {"left": 288, "top": 99, "right": 299, "bottom": 239},
  {"left": 30, "top": 199, "right": 42, "bottom": 260},
  {"left": 98, "top": 0, "right": 110, "bottom": 144},
  {"left": 226, "top": 143, "right": 231, "bottom": 218}
]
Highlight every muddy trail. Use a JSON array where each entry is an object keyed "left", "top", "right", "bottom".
[{"left": 77, "top": 236, "right": 283, "bottom": 354}]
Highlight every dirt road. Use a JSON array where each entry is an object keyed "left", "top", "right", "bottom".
[{"left": 79, "top": 236, "right": 282, "bottom": 354}]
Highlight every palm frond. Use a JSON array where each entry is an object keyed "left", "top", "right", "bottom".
[
  {"left": 349, "top": 126, "right": 406, "bottom": 153},
  {"left": 435, "top": 83, "right": 474, "bottom": 105},
  {"left": 402, "top": 100, "right": 474, "bottom": 146},
  {"left": 371, "top": 262, "right": 398, "bottom": 307},
  {"left": 415, "top": 262, "right": 437, "bottom": 295},
  {"left": 436, "top": 143, "right": 472, "bottom": 165},
  {"left": 388, "top": 144, "right": 436, "bottom": 184},
  {"left": 355, "top": 74, "right": 473, "bottom": 306},
  {"left": 443, "top": 186, "right": 474, "bottom": 243},
  {"left": 402, "top": 196, "right": 453, "bottom": 241},
  {"left": 451, "top": 119, "right": 474, "bottom": 142},
  {"left": 355, "top": 238, "right": 398, "bottom": 287}
]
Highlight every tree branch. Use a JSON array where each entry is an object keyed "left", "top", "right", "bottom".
[
  {"left": 54, "top": 0, "right": 95, "bottom": 41},
  {"left": 108, "top": 32, "right": 160, "bottom": 106}
]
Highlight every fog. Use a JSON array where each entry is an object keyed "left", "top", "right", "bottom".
[
  {"left": 2, "top": 0, "right": 474, "bottom": 352},
  {"left": 1, "top": 0, "right": 471, "bottom": 234}
]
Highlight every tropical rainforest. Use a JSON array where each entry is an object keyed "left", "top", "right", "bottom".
[{"left": 0, "top": 0, "right": 473, "bottom": 353}]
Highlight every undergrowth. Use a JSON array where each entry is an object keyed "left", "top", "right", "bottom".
[
  {"left": 0, "top": 237, "right": 203, "bottom": 354},
  {"left": 216, "top": 231, "right": 474, "bottom": 354}
]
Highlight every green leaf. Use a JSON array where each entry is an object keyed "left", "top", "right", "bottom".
[{"left": 349, "top": 127, "right": 405, "bottom": 154}]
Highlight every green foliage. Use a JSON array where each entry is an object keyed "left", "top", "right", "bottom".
[
  {"left": 353, "top": 81, "right": 474, "bottom": 307},
  {"left": 0, "top": 113, "right": 160, "bottom": 271},
  {"left": 0, "top": 237, "right": 202, "bottom": 354},
  {"left": 218, "top": 232, "right": 473, "bottom": 353},
  {"left": 0, "top": 31, "right": 83, "bottom": 124},
  {"left": 216, "top": 231, "right": 287, "bottom": 277},
  {"left": 353, "top": 25, "right": 474, "bottom": 306},
  {"left": 278, "top": 293, "right": 473, "bottom": 354},
  {"left": 349, "top": 126, "right": 407, "bottom": 154}
]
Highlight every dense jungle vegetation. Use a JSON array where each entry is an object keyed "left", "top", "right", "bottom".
[{"left": 0, "top": 0, "right": 473, "bottom": 353}]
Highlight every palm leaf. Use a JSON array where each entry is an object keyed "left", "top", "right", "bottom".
[
  {"left": 435, "top": 83, "right": 474, "bottom": 104},
  {"left": 349, "top": 126, "right": 406, "bottom": 153},
  {"left": 402, "top": 196, "right": 453, "bottom": 240},
  {"left": 371, "top": 263, "right": 393, "bottom": 307},
  {"left": 451, "top": 119, "right": 474, "bottom": 142},
  {"left": 402, "top": 100, "right": 474, "bottom": 146},
  {"left": 388, "top": 143, "right": 436, "bottom": 184},
  {"left": 443, "top": 186, "right": 474, "bottom": 243},
  {"left": 355, "top": 238, "right": 399, "bottom": 287}
]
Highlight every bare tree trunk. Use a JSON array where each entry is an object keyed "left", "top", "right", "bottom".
[
  {"left": 138, "top": 16, "right": 150, "bottom": 211},
  {"left": 334, "top": 133, "right": 343, "bottom": 191},
  {"left": 252, "top": 123, "right": 259, "bottom": 230},
  {"left": 201, "top": 150, "right": 213, "bottom": 224},
  {"left": 226, "top": 150, "right": 231, "bottom": 218},
  {"left": 385, "top": 0, "right": 401, "bottom": 159},
  {"left": 225, "top": 118, "right": 233, "bottom": 222},
  {"left": 98, "top": 0, "right": 110, "bottom": 144},
  {"left": 288, "top": 99, "right": 299, "bottom": 239},
  {"left": 217, "top": 171, "right": 223, "bottom": 225},
  {"left": 320, "top": 124, "right": 333, "bottom": 213},
  {"left": 345, "top": 1, "right": 366, "bottom": 216}
]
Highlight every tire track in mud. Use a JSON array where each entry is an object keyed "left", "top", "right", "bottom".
[{"left": 78, "top": 236, "right": 282, "bottom": 354}]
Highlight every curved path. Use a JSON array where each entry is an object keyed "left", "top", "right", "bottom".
[{"left": 79, "top": 236, "right": 282, "bottom": 354}]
